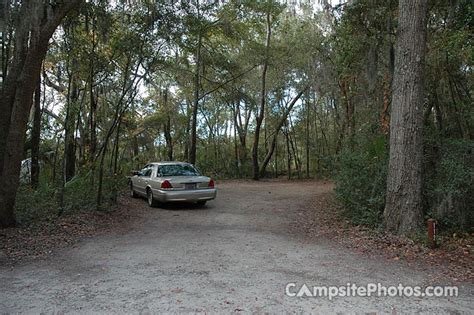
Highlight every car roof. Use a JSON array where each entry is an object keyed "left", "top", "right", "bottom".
[{"left": 149, "top": 161, "right": 192, "bottom": 166}]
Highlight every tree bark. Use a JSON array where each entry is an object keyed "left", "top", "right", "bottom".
[
  {"left": 305, "top": 94, "right": 310, "bottom": 178},
  {"left": 189, "top": 5, "right": 202, "bottom": 165},
  {"left": 89, "top": 65, "right": 97, "bottom": 163},
  {"left": 64, "top": 75, "right": 78, "bottom": 182},
  {"left": 163, "top": 89, "right": 173, "bottom": 161},
  {"left": 184, "top": 99, "right": 191, "bottom": 161},
  {"left": 232, "top": 99, "right": 251, "bottom": 169},
  {"left": 384, "top": 0, "right": 428, "bottom": 235},
  {"left": 58, "top": 69, "right": 78, "bottom": 217},
  {"left": 30, "top": 74, "right": 42, "bottom": 189},
  {"left": 258, "top": 88, "right": 306, "bottom": 178},
  {"left": 0, "top": 1, "right": 83, "bottom": 227},
  {"left": 113, "top": 118, "right": 122, "bottom": 175},
  {"left": 288, "top": 117, "right": 301, "bottom": 179},
  {"left": 252, "top": 10, "right": 271, "bottom": 180},
  {"left": 284, "top": 125, "right": 291, "bottom": 180}
]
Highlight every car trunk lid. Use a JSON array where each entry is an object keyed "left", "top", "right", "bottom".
[{"left": 164, "top": 176, "right": 211, "bottom": 190}]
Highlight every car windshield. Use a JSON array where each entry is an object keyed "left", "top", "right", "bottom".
[{"left": 159, "top": 164, "right": 200, "bottom": 176}]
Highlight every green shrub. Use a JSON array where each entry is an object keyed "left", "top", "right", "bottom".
[
  {"left": 62, "top": 174, "right": 97, "bottom": 213},
  {"left": 334, "top": 137, "right": 388, "bottom": 227},
  {"left": 15, "top": 171, "right": 126, "bottom": 225},
  {"left": 424, "top": 138, "right": 474, "bottom": 233},
  {"left": 15, "top": 183, "right": 57, "bottom": 224}
]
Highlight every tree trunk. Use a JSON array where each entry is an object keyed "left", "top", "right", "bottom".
[
  {"left": 232, "top": 98, "right": 251, "bottom": 172},
  {"left": 233, "top": 115, "right": 240, "bottom": 175},
  {"left": 189, "top": 18, "right": 202, "bottom": 165},
  {"left": 87, "top": 11, "right": 97, "bottom": 165},
  {"left": 0, "top": 0, "right": 82, "bottom": 227},
  {"left": 258, "top": 88, "right": 306, "bottom": 178},
  {"left": 89, "top": 68, "right": 97, "bottom": 163},
  {"left": 58, "top": 72, "right": 77, "bottom": 217},
  {"left": 64, "top": 76, "right": 78, "bottom": 182},
  {"left": 288, "top": 118, "right": 301, "bottom": 179},
  {"left": 274, "top": 134, "right": 278, "bottom": 178},
  {"left": 30, "top": 74, "right": 42, "bottom": 189},
  {"left": 51, "top": 133, "right": 61, "bottom": 183},
  {"left": 113, "top": 119, "right": 122, "bottom": 175},
  {"left": 163, "top": 89, "right": 173, "bottom": 161},
  {"left": 96, "top": 140, "right": 109, "bottom": 211},
  {"left": 305, "top": 94, "right": 310, "bottom": 178},
  {"left": 184, "top": 99, "right": 191, "bottom": 161},
  {"left": 384, "top": 0, "right": 428, "bottom": 235},
  {"left": 252, "top": 10, "right": 271, "bottom": 180},
  {"left": 284, "top": 126, "right": 291, "bottom": 180}
]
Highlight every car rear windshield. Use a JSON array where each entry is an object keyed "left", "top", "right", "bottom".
[{"left": 159, "top": 164, "right": 200, "bottom": 176}]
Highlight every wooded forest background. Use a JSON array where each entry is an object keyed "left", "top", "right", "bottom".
[{"left": 0, "top": 0, "right": 472, "bottom": 237}]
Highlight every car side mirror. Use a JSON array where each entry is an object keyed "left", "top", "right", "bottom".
[{"left": 131, "top": 170, "right": 141, "bottom": 176}]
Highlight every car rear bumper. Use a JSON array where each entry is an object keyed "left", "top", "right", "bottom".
[{"left": 153, "top": 188, "right": 217, "bottom": 202}]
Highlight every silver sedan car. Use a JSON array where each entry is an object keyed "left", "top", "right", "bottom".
[{"left": 129, "top": 162, "right": 216, "bottom": 207}]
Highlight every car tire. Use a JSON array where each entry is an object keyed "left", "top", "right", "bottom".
[
  {"left": 196, "top": 200, "right": 207, "bottom": 207},
  {"left": 130, "top": 183, "right": 138, "bottom": 198},
  {"left": 146, "top": 188, "right": 160, "bottom": 208}
]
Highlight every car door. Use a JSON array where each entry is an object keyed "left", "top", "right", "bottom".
[
  {"left": 135, "top": 165, "right": 151, "bottom": 194},
  {"left": 140, "top": 167, "right": 153, "bottom": 194},
  {"left": 148, "top": 165, "right": 160, "bottom": 192}
]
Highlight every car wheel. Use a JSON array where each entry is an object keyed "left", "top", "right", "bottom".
[
  {"left": 146, "top": 188, "right": 159, "bottom": 207},
  {"left": 196, "top": 200, "right": 207, "bottom": 207},
  {"left": 130, "top": 183, "right": 138, "bottom": 198}
]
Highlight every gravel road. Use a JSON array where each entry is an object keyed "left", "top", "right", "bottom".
[{"left": 0, "top": 180, "right": 472, "bottom": 313}]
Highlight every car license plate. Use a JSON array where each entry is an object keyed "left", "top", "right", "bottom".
[{"left": 185, "top": 183, "right": 196, "bottom": 190}]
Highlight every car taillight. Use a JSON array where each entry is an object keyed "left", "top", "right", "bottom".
[
  {"left": 161, "top": 180, "right": 172, "bottom": 189},
  {"left": 208, "top": 179, "right": 215, "bottom": 188}
]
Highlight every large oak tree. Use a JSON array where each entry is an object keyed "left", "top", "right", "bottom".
[{"left": 384, "top": 0, "right": 428, "bottom": 235}]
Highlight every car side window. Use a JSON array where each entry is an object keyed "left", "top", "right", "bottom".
[
  {"left": 157, "top": 166, "right": 166, "bottom": 177},
  {"left": 142, "top": 168, "right": 152, "bottom": 177}
]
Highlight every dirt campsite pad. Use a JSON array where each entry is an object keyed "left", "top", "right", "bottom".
[{"left": 1, "top": 181, "right": 472, "bottom": 313}]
